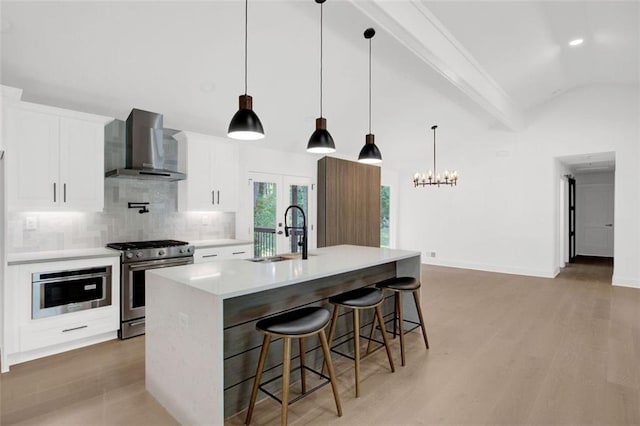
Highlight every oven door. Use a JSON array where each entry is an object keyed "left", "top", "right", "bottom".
[{"left": 121, "top": 257, "right": 193, "bottom": 322}]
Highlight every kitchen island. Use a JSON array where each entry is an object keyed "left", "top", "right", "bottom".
[{"left": 145, "top": 245, "right": 421, "bottom": 425}]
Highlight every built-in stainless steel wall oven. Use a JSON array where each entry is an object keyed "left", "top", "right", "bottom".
[{"left": 107, "top": 240, "right": 194, "bottom": 339}]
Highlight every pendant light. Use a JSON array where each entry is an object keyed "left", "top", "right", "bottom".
[
  {"left": 358, "top": 27, "right": 382, "bottom": 164},
  {"left": 307, "top": 0, "right": 336, "bottom": 154},
  {"left": 228, "top": 0, "right": 264, "bottom": 140}
]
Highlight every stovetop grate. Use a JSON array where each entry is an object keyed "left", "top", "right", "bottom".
[{"left": 107, "top": 240, "right": 189, "bottom": 250}]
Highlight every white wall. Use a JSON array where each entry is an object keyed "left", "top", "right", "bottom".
[{"left": 395, "top": 85, "right": 640, "bottom": 287}]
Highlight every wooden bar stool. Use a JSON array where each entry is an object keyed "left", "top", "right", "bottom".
[
  {"left": 326, "top": 287, "right": 395, "bottom": 397},
  {"left": 375, "top": 276, "right": 429, "bottom": 366},
  {"left": 245, "top": 306, "right": 342, "bottom": 426}
]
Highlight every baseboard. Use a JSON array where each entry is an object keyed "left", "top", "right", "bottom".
[
  {"left": 612, "top": 276, "right": 640, "bottom": 289},
  {"left": 423, "top": 258, "right": 558, "bottom": 279}
]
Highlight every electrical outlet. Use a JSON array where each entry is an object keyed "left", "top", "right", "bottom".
[
  {"left": 25, "top": 216, "right": 38, "bottom": 231},
  {"left": 179, "top": 312, "right": 189, "bottom": 329},
  {"left": 425, "top": 251, "right": 436, "bottom": 258},
  {"left": 201, "top": 215, "right": 209, "bottom": 226}
]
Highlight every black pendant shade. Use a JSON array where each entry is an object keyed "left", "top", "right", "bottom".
[
  {"left": 358, "top": 134, "right": 382, "bottom": 164},
  {"left": 228, "top": 95, "right": 264, "bottom": 140},
  {"left": 357, "top": 27, "right": 381, "bottom": 164},
  {"left": 307, "top": 118, "right": 335, "bottom": 153}
]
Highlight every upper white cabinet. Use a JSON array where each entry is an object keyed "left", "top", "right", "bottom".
[
  {"left": 175, "top": 131, "right": 239, "bottom": 212},
  {"left": 6, "top": 103, "right": 112, "bottom": 212}
]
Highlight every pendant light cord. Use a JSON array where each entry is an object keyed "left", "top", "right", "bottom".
[
  {"left": 320, "top": 2, "right": 324, "bottom": 118},
  {"left": 368, "top": 37, "right": 372, "bottom": 134},
  {"left": 433, "top": 126, "right": 437, "bottom": 175},
  {"left": 244, "top": 0, "right": 248, "bottom": 95}
]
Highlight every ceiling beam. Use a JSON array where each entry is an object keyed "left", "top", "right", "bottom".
[{"left": 349, "top": 0, "right": 525, "bottom": 131}]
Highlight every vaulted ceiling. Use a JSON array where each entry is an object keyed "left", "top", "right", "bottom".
[{"left": 1, "top": 1, "right": 637, "bottom": 165}]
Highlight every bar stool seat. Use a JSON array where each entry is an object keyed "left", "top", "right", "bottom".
[
  {"left": 246, "top": 306, "right": 342, "bottom": 426},
  {"left": 376, "top": 276, "right": 429, "bottom": 366},
  {"left": 327, "top": 287, "right": 395, "bottom": 398},
  {"left": 376, "top": 276, "right": 420, "bottom": 291},
  {"left": 257, "top": 307, "right": 331, "bottom": 336},
  {"left": 329, "top": 287, "right": 384, "bottom": 307}
]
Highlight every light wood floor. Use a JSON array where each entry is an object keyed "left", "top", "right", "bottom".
[{"left": 2, "top": 259, "right": 639, "bottom": 425}]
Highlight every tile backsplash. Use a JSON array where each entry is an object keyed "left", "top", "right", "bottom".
[
  {"left": 7, "top": 119, "right": 235, "bottom": 253},
  {"left": 7, "top": 179, "right": 235, "bottom": 253}
]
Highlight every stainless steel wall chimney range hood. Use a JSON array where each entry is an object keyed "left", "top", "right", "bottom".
[{"left": 105, "top": 109, "right": 186, "bottom": 181}]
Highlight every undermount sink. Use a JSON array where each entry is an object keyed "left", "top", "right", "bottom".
[
  {"left": 246, "top": 256, "right": 289, "bottom": 263},
  {"left": 246, "top": 253, "right": 317, "bottom": 263}
]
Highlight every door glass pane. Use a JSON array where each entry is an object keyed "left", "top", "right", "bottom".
[
  {"left": 253, "top": 182, "right": 277, "bottom": 257},
  {"left": 287, "top": 185, "right": 308, "bottom": 254},
  {"left": 381, "top": 185, "right": 390, "bottom": 247}
]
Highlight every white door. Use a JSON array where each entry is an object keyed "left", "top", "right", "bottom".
[
  {"left": 577, "top": 183, "right": 614, "bottom": 257},
  {"left": 249, "top": 172, "right": 314, "bottom": 257}
]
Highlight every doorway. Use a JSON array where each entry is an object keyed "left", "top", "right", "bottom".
[{"left": 248, "top": 172, "right": 314, "bottom": 258}]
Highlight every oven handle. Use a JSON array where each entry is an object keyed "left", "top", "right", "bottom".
[{"left": 126, "top": 258, "right": 193, "bottom": 271}]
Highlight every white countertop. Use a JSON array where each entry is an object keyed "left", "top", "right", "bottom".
[
  {"left": 7, "top": 247, "right": 121, "bottom": 265},
  {"left": 190, "top": 239, "right": 253, "bottom": 249},
  {"left": 148, "top": 245, "right": 420, "bottom": 299}
]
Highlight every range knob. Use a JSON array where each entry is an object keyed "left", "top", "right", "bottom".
[
  {"left": 158, "top": 250, "right": 166, "bottom": 256},
  {"left": 187, "top": 247, "right": 192, "bottom": 253},
  {"left": 125, "top": 252, "right": 134, "bottom": 259},
  {"left": 179, "top": 248, "right": 185, "bottom": 254},
  {"left": 136, "top": 251, "right": 143, "bottom": 258}
]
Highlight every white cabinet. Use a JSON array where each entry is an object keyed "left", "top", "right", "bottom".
[
  {"left": 194, "top": 244, "right": 253, "bottom": 263},
  {"left": 4, "top": 256, "right": 120, "bottom": 369},
  {"left": 175, "top": 131, "right": 239, "bottom": 212},
  {"left": 6, "top": 103, "right": 112, "bottom": 212}
]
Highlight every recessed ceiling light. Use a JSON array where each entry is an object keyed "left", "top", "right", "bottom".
[{"left": 569, "top": 38, "right": 584, "bottom": 47}]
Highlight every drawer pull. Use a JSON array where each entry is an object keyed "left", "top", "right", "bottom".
[
  {"left": 129, "top": 320, "right": 146, "bottom": 327},
  {"left": 232, "top": 251, "right": 246, "bottom": 255},
  {"left": 62, "top": 325, "right": 88, "bottom": 333},
  {"left": 202, "top": 254, "right": 219, "bottom": 258}
]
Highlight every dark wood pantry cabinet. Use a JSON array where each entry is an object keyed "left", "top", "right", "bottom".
[{"left": 317, "top": 156, "right": 381, "bottom": 248}]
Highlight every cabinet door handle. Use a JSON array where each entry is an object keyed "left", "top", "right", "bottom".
[
  {"left": 217, "top": 190, "right": 220, "bottom": 205},
  {"left": 53, "top": 182, "right": 57, "bottom": 202},
  {"left": 212, "top": 190, "right": 215, "bottom": 205},
  {"left": 202, "top": 254, "right": 218, "bottom": 258},
  {"left": 63, "top": 183, "right": 67, "bottom": 203},
  {"left": 62, "top": 325, "right": 88, "bottom": 333},
  {"left": 232, "top": 251, "right": 245, "bottom": 255}
]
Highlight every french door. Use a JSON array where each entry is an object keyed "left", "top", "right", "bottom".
[{"left": 249, "top": 172, "right": 314, "bottom": 258}]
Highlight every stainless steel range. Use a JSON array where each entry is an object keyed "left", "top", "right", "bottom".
[{"left": 107, "top": 239, "right": 194, "bottom": 339}]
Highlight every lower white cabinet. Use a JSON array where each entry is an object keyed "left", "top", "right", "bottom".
[
  {"left": 194, "top": 244, "right": 253, "bottom": 263},
  {"left": 3, "top": 256, "right": 120, "bottom": 370}
]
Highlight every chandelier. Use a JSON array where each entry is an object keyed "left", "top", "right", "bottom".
[{"left": 413, "top": 125, "right": 458, "bottom": 187}]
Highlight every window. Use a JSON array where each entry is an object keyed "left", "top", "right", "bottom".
[{"left": 381, "top": 185, "right": 390, "bottom": 248}]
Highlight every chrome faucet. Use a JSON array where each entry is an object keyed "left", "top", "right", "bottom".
[{"left": 284, "top": 205, "right": 308, "bottom": 260}]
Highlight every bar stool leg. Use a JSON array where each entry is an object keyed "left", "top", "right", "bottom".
[
  {"left": 318, "top": 329, "right": 343, "bottom": 417},
  {"left": 299, "top": 338, "right": 307, "bottom": 393},
  {"left": 353, "top": 309, "right": 361, "bottom": 397},
  {"left": 323, "top": 306, "right": 340, "bottom": 375},
  {"left": 393, "top": 293, "right": 398, "bottom": 338},
  {"left": 412, "top": 290, "right": 430, "bottom": 349},
  {"left": 281, "top": 337, "right": 292, "bottom": 426},
  {"left": 375, "top": 305, "right": 395, "bottom": 372},
  {"left": 245, "top": 335, "right": 271, "bottom": 425},
  {"left": 365, "top": 310, "right": 378, "bottom": 355},
  {"left": 397, "top": 292, "right": 406, "bottom": 366}
]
